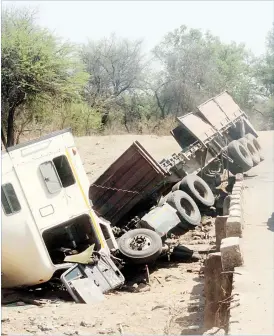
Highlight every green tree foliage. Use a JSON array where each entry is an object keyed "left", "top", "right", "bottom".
[
  {"left": 152, "top": 26, "right": 258, "bottom": 118},
  {"left": 80, "top": 34, "right": 149, "bottom": 127},
  {"left": 1, "top": 7, "right": 273, "bottom": 143},
  {"left": 253, "top": 24, "right": 274, "bottom": 129},
  {"left": 1, "top": 7, "right": 88, "bottom": 146},
  {"left": 258, "top": 24, "right": 274, "bottom": 96}
]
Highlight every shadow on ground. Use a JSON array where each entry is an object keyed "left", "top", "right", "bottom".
[
  {"left": 172, "top": 276, "right": 205, "bottom": 335},
  {"left": 267, "top": 212, "right": 274, "bottom": 232}
]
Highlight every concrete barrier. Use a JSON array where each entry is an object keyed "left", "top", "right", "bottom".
[{"left": 204, "top": 173, "right": 245, "bottom": 333}]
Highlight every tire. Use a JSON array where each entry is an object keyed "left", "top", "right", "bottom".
[
  {"left": 179, "top": 175, "right": 215, "bottom": 207},
  {"left": 166, "top": 190, "right": 201, "bottom": 227},
  {"left": 238, "top": 137, "right": 260, "bottom": 166},
  {"left": 245, "top": 133, "right": 264, "bottom": 161},
  {"left": 227, "top": 140, "right": 253, "bottom": 173},
  {"left": 172, "top": 181, "right": 181, "bottom": 192},
  {"left": 118, "top": 229, "right": 162, "bottom": 264}
]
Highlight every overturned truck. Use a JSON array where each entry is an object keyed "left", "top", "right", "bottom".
[
  {"left": 89, "top": 91, "right": 263, "bottom": 263},
  {"left": 1, "top": 91, "right": 263, "bottom": 300}
]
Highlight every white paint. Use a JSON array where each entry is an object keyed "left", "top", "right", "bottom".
[{"left": 1, "top": 130, "right": 111, "bottom": 288}]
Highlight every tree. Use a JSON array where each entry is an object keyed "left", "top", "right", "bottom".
[
  {"left": 257, "top": 24, "right": 274, "bottom": 96},
  {"left": 80, "top": 34, "right": 149, "bottom": 127},
  {"left": 152, "top": 25, "right": 257, "bottom": 118},
  {"left": 253, "top": 24, "right": 274, "bottom": 129},
  {"left": 1, "top": 7, "right": 88, "bottom": 146}
]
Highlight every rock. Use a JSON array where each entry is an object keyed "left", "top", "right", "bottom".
[
  {"left": 80, "top": 321, "right": 91, "bottom": 327},
  {"left": 16, "top": 301, "right": 26, "bottom": 306},
  {"left": 37, "top": 324, "right": 54, "bottom": 332},
  {"left": 64, "top": 332, "right": 79, "bottom": 336},
  {"left": 152, "top": 304, "right": 167, "bottom": 311},
  {"left": 132, "top": 283, "right": 138, "bottom": 289},
  {"left": 165, "top": 274, "right": 180, "bottom": 281},
  {"left": 188, "top": 304, "right": 200, "bottom": 312},
  {"left": 193, "top": 231, "right": 205, "bottom": 238},
  {"left": 26, "top": 328, "right": 39, "bottom": 334},
  {"left": 192, "top": 252, "right": 201, "bottom": 260},
  {"left": 235, "top": 173, "right": 244, "bottom": 181},
  {"left": 98, "top": 328, "right": 114, "bottom": 334},
  {"left": 203, "top": 327, "right": 225, "bottom": 335},
  {"left": 139, "top": 286, "right": 150, "bottom": 292},
  {"left": 188, "top": 325, "right": 200, "bottom": 330}
]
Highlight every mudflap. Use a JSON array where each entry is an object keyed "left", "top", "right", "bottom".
[{"left": 60, "top": 252, "right": 125, "bottom": 304}]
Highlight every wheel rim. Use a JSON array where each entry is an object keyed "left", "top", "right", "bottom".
[
  {"left": 247, "top": 142, "right": 256, "bottom": 155},
  {"left": 193, "top": 181, "right": 206, "bottom": 198},
  {"left": 239, "top": 144, "right": 249, "bottom": 158},
  {"left": 253, "top": 139, "right": 261, "bottom": 151},
  {"left": 180, "top": 198, "right": 195, "bottom": 217},
  {"left": 128, "top": 234, "right": 152, "bottom": 251}
]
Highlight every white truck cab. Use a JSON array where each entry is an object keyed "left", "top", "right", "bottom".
[{"left": 1, "top": 129, "right": 117, "bottom": 288}]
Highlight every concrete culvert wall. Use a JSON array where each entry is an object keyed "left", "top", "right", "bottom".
[
  {"left": 203, "top": 173, "right": 244, "bottom": 335},
  {"left": 203, "top": 253, "right": 233, "bottom": 332}
]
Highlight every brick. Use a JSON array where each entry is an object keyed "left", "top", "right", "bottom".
[
  {"left": 220, "top": 237, "right": 243, "bottom": 271},
  {"left": 232, "top": 188, "right": 242, "bottom": 196},
  {"left": 215, "top": 216, "right": 228, "bottom": 251},
  {"left": 226, "top": 216, "right": 242, "bottom": 237},
  {"left": 235, "top": 173, "right": 244, "bottom": 181},
  {"left": 229, "top": 208, "right": 242, "bottom": 218},
  {"left": 234, "top": 181, "right": 244, "bottom": 188},
  {"left": 233, "top": 186, "right": 242, "bottom": 192},
  {"left": 230, "top": 204, "right": 241, "bottom": 211},
  {"left": 231, "top": 194, "right": 241, "bottom": 200},
  {"left": 230, "top": 198, "right": 242, "bottom": 208}
]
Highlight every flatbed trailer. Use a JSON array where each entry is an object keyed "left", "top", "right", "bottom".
[{"left": 89, "top": 91, "right": 261, "bottom": 233}]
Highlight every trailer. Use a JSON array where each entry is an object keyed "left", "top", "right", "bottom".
[
  {"left": 1, "top": 92, "right": 263, "bottom": 297},
  {"left": 89, "top": 91, "right": 264, "bottom": 263}
]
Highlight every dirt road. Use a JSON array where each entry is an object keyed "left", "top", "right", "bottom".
[{"left": 229, "top": 131, "right": 274, "bottom": 335}]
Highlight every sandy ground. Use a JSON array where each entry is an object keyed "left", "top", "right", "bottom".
[
  {"left": 229, "top": 131, "right": 274, "bottom": 335},
  {"left": 1, "top": 134, "right": 211, "bottom": 336},
  {"left": 2, "top": 131, "right": 272, "bottom": 335}
]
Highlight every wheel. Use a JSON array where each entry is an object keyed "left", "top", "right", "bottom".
[
  {"left": 227, "top": 140, "right": 253, "bottom": 173},
  {"left": 238, "top": 137, "right": 260, "bottom": 166},
  {"left": 245, "top": 133, "right": 264, "bottom": 161},
  {"left": 172, "top": 181, "right": 181, "bottom": 192},
  {"left": 118, "top": 229, "right": 162, "bottom": 264},
  {"left": 166, "top": 190, "right": 201, "bottom": 227},
  {"left": 179, "top": 174, "right": 215, "bottom": 207}
]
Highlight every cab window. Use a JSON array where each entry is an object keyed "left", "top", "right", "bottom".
[
  {"left": 1, "top": 183, "right": 21, "bottom": 215},
  {"left": 40, "top": 155, "right": 75, "bottom": 193}
]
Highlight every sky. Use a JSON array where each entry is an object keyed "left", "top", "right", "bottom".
[{"left": 3, "top": 0, "right": 274, "bottom": 56}]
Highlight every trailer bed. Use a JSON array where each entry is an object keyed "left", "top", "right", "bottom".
[{"left": 89, "top": 141, "right": 167, "bottom": 225}]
